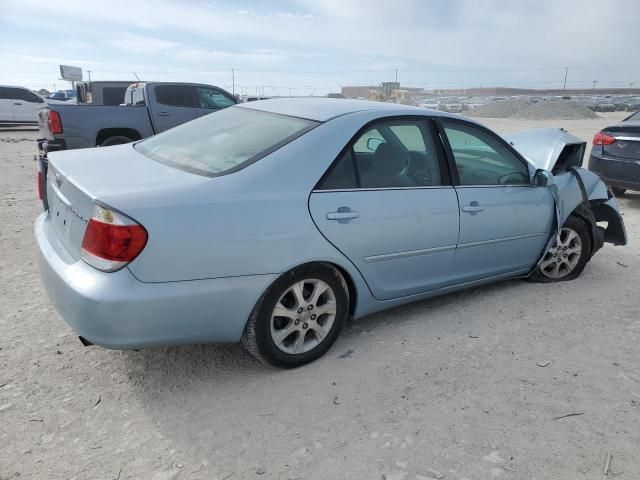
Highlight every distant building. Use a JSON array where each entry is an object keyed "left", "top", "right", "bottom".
[
  {"left": 381, "top": 82, "right": 400, "bottom": 98},
  {"left": 37, "top": 89, "right": 51, "bottom": 96},
  {"left": 341, "top": 85, "right": 379, "bottom": 99}
]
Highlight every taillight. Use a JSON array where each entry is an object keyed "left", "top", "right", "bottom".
[
  {"left": 37, "top": 171, "right": 44, "bottom": 200},
  {"left": 593, "top": 131, "right": 615, "bottom": 145},
  {"left": 81, "top": 203, "right": 148, "bottom": 272},
  {"left": 47, "top": 110, "right": 63, "bottom": 134}
]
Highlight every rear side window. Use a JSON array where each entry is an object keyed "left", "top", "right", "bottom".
[
  {"left": 135, "top": 107, "right": 318, "bottom": 177},
  {"left": 318, "top": 118, "right": 443, "bottom": 190},
  {"left": 154, "top": 85, "right": 195, "bottom": 107},
  {"left": 103, "top": 87, "right": 128, "bottom": 106}
]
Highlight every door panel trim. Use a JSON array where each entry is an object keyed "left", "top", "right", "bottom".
[
  {"left": 456, "top": 232, "right": 547, "bottom": 250},
  {"left": 364, "top": 244, "right": 457, "bottom": 263}
]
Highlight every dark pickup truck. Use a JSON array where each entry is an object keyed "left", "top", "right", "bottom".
[{"left": 36, "top": 82, "right": 237, "bottom": 155}]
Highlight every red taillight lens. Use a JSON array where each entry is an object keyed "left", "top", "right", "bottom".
[
  {"left": 37, "top": 171, "right": 44, "bottom": 200},
  {"left": 81, "top": 204, "right": 147, "bottom": 272},
  {"left": 47, "top": 110, "right": 63, "bottom": 134},
  {"left": 593, "top": 131, "right": 615, "bottom": 145}
]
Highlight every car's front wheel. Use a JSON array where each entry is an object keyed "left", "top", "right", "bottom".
[
  {"left": 242, "top": 264, "right": 349, "bottom": 368},
  {"left": 531, "top": 215, "right": 591, "bottom": 282}
]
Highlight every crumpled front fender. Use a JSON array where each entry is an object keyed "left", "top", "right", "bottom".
[{"left": 552, "top": 168, "right": 627, "bottom": 247}]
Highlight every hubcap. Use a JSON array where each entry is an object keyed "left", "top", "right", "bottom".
[
  {"left": 539, "top": 227, "right": 582, "bottom": 279},
  {"left": 270, "top": 279, "right": 337, "bottom": 354}
]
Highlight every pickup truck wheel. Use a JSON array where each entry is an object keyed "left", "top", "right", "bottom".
[
  {"left": 100, "top": 136, "right": 133, "bottom": 147},
  {"left": 530, "top": 215, "right": 591, "bottom": 283}
]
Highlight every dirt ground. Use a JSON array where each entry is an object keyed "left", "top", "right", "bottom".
[{"left": 1, "top": 112, "right": 639, "bottom": 480}]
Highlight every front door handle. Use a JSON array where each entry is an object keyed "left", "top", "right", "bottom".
[
  {"left": 13, "top": 102, "right": 23, "bottom": 105},
  {"left": 157, "top": 112, "right": 171, "bottom": 117},
  {"left": 462, "top": 201, "right": 484, "bottom": 213},
  {"left": 326, "top": 208, "right": 359, "bottom": 221}
]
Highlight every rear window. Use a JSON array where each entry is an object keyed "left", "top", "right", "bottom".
[{"left": 135, "top": 107, "right": 318, "bottom": 177}]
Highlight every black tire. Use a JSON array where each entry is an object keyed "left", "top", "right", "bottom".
[
  {"left": 242, "top": 264, "right": 349, "bottom": 368},
  {"left": 611, "top": 186, "right": 626, "bottom": 197},
  {"left": 100, "top": 136, "right": 133, "bottom": 147},
  {"left": 529, "top": 215, "right": 592, "bottom": 283}
]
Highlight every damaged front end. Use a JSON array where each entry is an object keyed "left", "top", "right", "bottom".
[{"left": 504, "top": 128, "right": 627, "bottom": 262}]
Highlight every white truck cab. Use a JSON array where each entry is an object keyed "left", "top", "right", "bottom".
[{"left": 0, "top": 86, "right": 46, "bottom": 125}]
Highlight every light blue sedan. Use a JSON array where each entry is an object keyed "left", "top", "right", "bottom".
[{"left": 35, "top": 99, "right": 627, "bottom": 367}]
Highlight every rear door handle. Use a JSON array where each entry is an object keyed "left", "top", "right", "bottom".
[
  {"left": 157, "top": 112, "right": 171, "bottom": 117},
  {"left": 13, "top": 102, "right": 23, "bottom": 105},
  {"left": 462, "top": 202, "right": 484, "bottom": 213},
  {"left": 326, "top": 209, "right": 359, "bottom": 221}
]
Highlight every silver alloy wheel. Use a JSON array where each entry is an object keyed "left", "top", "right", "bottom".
[
  {"left": 539, "top": 227, "right": 582, "bottom": 279},
  {"left": 270, "top": 279, "right": 337, "bottom": 354}
]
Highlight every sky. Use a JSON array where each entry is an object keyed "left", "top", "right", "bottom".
[{"left": 1, "top": 0, "right": 640, "bottom": 95}]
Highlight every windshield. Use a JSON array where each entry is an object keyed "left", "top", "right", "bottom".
[{"left": 135, "top": 107, "right": 318, "bottom": 177}]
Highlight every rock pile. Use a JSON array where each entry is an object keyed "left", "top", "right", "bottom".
[
  {"left": 468, "top": 98, "right": 599, "bottom": 120},
  {"left": 512, "top": 100, "right": 599, "bottom": 120}
]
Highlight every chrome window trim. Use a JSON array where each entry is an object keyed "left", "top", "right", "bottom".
[{"left": 312, "top": 185, "right": 454, "bottom": 193}]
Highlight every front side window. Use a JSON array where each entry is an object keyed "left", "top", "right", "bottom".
[
  {"left": 154, "top": 85, "right": 195, "bottom": 108},
  {"left": 9, "top": 88, "right": 43, "bottom": 103},
  {"left": 442, "top": 121, "right": 529, "bottom": 186},
  {"left": 135, "top": 107, "right": 317, "bottom": 177},
  {"left": 196, "top": 87, "right": 236, "bottom": 109},
  {"left": 318, "top": 118, "right": 443, "bottom": 189}
]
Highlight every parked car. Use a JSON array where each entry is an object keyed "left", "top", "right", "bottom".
[
  {"left": 35, "top": 99, "right": 626, "bottom": 368},
  {"left": 419, "top": 99, "right": 439, "bottom": 110},
  {"left": 0, "top": 85, "right": 46, "bottom": 125},
  {"left": 36, "top": 82, "right": 238, "bottom": 155},
  {"left": 47, "top": 90, "right": 76, "bottom": 102},
  {"left": 624, "top": 97, "right": 640, "bottom": 111},
  {"left": 589, "top": 109, "right": 640, "bottom": 195},
  {"left": 594, "top": 98, "right": 617, "bottom": 112}
]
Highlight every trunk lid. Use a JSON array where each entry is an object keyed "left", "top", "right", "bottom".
[
  {"left": 602, "top": 122, "right": 640, "bottom": 161},
  {"left": 45, "top": 143, "right": 211, "bottom": 261}
]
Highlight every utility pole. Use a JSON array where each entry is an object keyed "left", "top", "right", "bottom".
[
  {"left": 592, "top": 80, "right": 598, "bottom": 93},
  {"left": 395, "top": 68, "right": 398, "bottom": 83},
  {"left": 87, "top": 70, "right": 92, "bottom": 82},
  {"left": 231, "top": 69, "right": 235, "bottom": 96},
  {"left": 562, "top": 66, "right": 568, "bottom": 91}
]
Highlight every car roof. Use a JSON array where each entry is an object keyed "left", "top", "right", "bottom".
[{"left": 236, "top": 97, "right": 446, "bottom": 122}]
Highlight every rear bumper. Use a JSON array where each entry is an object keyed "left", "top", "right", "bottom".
[
  {"left": 35, "top": 212, "right": 276, "bottom": 349},
  {"left": 588, "top": 152, "right": 640, "bottom": 191}
]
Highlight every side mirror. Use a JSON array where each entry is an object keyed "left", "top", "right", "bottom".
[
  {"left": 366, "top": 137, "right": 384, "bottom": 151},
  {"left": 533, "top": 169, "right": 551, "bottom": 187}
]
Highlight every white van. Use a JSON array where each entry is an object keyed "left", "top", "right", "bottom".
[{"left": 0, "top": 86, "right": 46, "bottom": 125}]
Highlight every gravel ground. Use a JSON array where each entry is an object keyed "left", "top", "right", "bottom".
[{"left": 1, "top": 113, "right": 639, "bottom": 480}]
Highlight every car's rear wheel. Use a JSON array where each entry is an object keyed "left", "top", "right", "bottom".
[
  {"left": 611, "top": 186, "right": 626, "bottom": 197},
  {"left": 242, "top": 264, "right": 349, "bottom": 368},
  {"left": 531, "top": 215, "right": 591, "bottom": 283}
]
